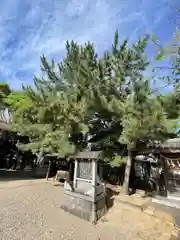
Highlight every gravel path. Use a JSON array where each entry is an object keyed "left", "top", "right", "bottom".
[{"left": 0, "top": 180, "right": 174, "bottom": 240}]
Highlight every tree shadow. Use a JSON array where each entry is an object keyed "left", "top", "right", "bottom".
[
  {"left": 105, "top": 186, "right": 120, "bottom": 211},
  {"left": 0, "top": 169, "right": 41, "bottom": 182}
]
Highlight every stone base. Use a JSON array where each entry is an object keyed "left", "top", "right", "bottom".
[{"left": 61, "top": 191, "right": 107, "bottom": 224}]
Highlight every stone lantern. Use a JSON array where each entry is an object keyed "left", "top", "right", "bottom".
[{"left": 61, "top": 151, "right": 106, "bottom": 224}]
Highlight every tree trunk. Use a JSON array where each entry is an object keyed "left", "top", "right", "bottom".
[
  {"left": 122, "top": 146, "right": 133, "bottom": 194},
  {"left": 15, "top": 150, "right": 21, "bottom": 170},
  {"left": 46, "top": 161, "right": 52, "bottom": 181},
  {"left": 37, "top": 149, "right": 44, "bottom": 165}
]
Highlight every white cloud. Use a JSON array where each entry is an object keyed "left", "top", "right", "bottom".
[
  {"left": 0, "top": 0, "right": 175, "bottom": 89},
  {"left": 65, "top": 0, "right": 89, "bottom": 17}
]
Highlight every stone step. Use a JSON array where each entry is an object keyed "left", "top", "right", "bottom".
[
  {"left": 112, "top": 193, "right": 151, "bottom": 212},
  {"left": 101, "top": 204, "right": 176, "bottom": 240},
  {"left": 112, "top": 195, "right": 176, "bottom": 226},
  {"left": 152, "top": 196, "right": 180, "bottom": 209},
  {"left": 168, "top": 193, "right": 180, "bottom": 200},
  {"left": 102, "top": 193, "right": 180, "bottom": 239}
]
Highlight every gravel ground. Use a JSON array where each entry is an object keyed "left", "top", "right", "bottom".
[{"left": 0, "top": 180, "right": 174, "bottom": 240}]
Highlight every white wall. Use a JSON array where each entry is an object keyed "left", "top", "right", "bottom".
[{"left": 0, "top": 108, "right": 12, "bottom": 123}]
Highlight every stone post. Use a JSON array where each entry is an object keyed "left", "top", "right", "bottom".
[
  {"left": 73, "top": 159, "right": 78, "bottom": 188},
  {"left": 92, "top": 159, "right": 97, "bottom": 199},
  {"left": 91, "top": 159, "right": 97, "bottom": 223}
]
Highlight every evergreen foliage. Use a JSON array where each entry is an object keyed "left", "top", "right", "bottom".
[{"left": 3, "top": 30, "right": 180, "bottom": 193}]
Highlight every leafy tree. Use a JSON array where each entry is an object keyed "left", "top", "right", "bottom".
[
  {"left": 155, "top": 28, "right": 180, "bottom": 85},
  {"left": 0, "top": 82, "right": 11, "bottom": 106},
  {"left": 120, "top": 81, "right": 177, "bottom": 193},
  {"left": 86, "top": 34, "right": 150, "bottom": 164},
  {"left": 84, "top": 32, "right": 177, "bottom": 193},
  {"left": 155, "top": 28, "right": 180, "bottom": 128},
  {"left": 158, "top": 84, "right": 180, "bottom": 121},
  {"left": 9, "top": 30, "right": 177, "bottom": 190},
  {"left": 5, "top": 91, "right": 28, "bottom": 108},
  {"left": 171, "top": 29, "right": 180, "bottom": 82},
  {"left": 10, "top": 41, "right": 99, "bottom": 158},
  {"left": 11, "top": 81, "right": 76, "bottom": 157}
]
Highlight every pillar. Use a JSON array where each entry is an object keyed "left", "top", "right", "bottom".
[
  {"left": 73, "top": 159, "right": 78, "bottom": 188},
  {"left": 92, "top": 159, "right": 97, "bottom": 200}
]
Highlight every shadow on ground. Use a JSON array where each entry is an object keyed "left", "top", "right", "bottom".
[
  {"left": 105, "top": 186, "right": 120, "bottom": 211},
  {"left": 0, "top": 169, "right": 42, "bottom": 182}
]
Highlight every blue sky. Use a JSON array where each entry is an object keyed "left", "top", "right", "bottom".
[{"left": 0, "top": 0, "right": 178, "bottom": 90}]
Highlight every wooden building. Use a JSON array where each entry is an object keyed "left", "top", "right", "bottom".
[
  {"left": 138, "top": 138, "right": 180, "bottom": 199},
  {"left": 158, "top": 138, "right": 180, "bottom": 199}
]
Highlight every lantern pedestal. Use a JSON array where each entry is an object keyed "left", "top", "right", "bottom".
[{"left": 61, "top": 189, "right": 106, "bottom": 223}]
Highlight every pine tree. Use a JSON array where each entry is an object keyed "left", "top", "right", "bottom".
[
  {"left": 120, "top": 80, "right": 177, "bottom": 193},
  {"left": 9, "top": 41, "right": 99, "bottom": 158},
  {"left": 9, "top": 31, "right": 177, "bottom": 184},
  {"left": 85, "top": 34, "right": 150, "bottom": 165},
  {"left": 85, "top": 33, "right": 177, "bottom": 193}
]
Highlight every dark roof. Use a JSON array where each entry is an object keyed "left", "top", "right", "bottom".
[
  {"left": 45, "top": 153, "right": 66, "bottom": 159},
  {"left": 161, "top": 138, "right": 180, "bottom": 148},
  {"left": 146, "top": 138, "right": 180, "bottom": 153},
  {"left": 69, "top": 151, "right": 103, "bottom": 160}
]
